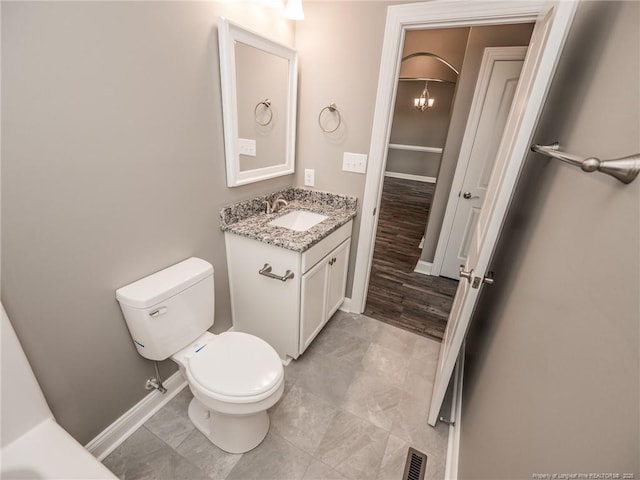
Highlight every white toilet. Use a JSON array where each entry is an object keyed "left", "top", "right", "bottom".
[{"left": 115, "top": 257, "right": 284, "bottom": 454}]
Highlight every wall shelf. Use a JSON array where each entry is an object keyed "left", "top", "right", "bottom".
[{"left": 388, "top": 143, "right": 443, "bottom": 154}]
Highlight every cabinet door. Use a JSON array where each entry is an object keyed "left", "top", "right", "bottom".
[
  {"left": 299, "top": 257, "right": 329, "bottom": 355},
  {"left": 326, "top": 239, "right": 350, "bottom": 319}
]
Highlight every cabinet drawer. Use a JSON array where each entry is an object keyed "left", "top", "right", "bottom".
[{"left": 301, "top": 220, "right": 352, "bottom": 273}]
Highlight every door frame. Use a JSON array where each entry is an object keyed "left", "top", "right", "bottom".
[
  {"left": 432, "top": 46, "right": 528, "bottom": 278},
  {"left": 351, "top": 0, "right": 550, "bottom": 313}
]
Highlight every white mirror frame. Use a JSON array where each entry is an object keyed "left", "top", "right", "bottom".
[{"left": 218, "top": 17, "right": 298, "bottom": 187}]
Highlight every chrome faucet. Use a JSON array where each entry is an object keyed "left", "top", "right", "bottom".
[
  {"left": 271, "top": 197, "right": 288, "bottom": 213},
  {"left": 263, "top": 196, "right": 288, "bottom": 214}
]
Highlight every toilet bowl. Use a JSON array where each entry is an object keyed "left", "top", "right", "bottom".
[
  {"left": 172, "top": 331, "right": 284, "bottom": 453},
  {"left": 116, "top": 257, "right": 284, "bottom": 453}
]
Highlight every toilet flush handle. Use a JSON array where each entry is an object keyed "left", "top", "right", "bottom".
[{"left": 149, "top": 306, "right": 168, "bottom": 318}]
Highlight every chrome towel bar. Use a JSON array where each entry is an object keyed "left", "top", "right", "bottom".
[
  {"left": 531, "top": 142, "right": 640, "bottom": 184},
  {"left": 259, "top": 264, "right": 295, "bottom": 282}
]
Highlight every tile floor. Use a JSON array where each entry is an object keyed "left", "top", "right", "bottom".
[{"left": 103, "top": 311, "right": 449, "bottom": 480}]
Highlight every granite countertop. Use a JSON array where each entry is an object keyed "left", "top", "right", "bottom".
[{"left": 219, "top": 187, "right": 357, "bottom": 252}]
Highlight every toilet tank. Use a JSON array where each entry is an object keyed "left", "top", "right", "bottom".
[{"left": 116, "top": 257, "right": 214, "bottom": 361}]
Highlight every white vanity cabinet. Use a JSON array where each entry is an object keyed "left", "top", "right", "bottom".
[{"left": 225, "top": 220, "right": 352, "bottom": 360}]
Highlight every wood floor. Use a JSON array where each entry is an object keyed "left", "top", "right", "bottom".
[{"left": 364, "top": 176, "right": 458, "bottom": 342}]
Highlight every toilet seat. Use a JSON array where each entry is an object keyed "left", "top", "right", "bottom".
[{"left": 187, "top": 332, "right": 283, "bottom": 403}]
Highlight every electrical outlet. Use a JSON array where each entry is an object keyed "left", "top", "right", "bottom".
[
  {"left": 304, "top": 168, "right": 315, "bottom": 186},
  {"left": 342, "top": 152, "right": 367, "bottom": 174},
  {"left": 238, "top": 138, "right": 256, "bottom": 156}
]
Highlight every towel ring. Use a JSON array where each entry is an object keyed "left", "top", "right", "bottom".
[
  {"left": 318, "top": 102, "right": 341, "bottom": 133},
  {"left": 254, "top": 99, "right": 273, "bottom": 126}
]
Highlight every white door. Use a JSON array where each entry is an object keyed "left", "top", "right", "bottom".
[
  {"left": 428, "top": 2, "right": 577, "bottom": 426},
  {"left": 439, "top": 47, "right": 527, "bottom": 279}
]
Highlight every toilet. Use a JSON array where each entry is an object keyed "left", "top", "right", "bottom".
[{"left": 115, "top": 257, "right": 284, "bottom": 454}]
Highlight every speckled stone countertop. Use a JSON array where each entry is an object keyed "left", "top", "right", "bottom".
[{"left": 219, "top": 187, "right": 357, "bottom": 252}]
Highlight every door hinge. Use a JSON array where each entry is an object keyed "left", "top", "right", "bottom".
[{"left": 373, "top": 207, "right": 377, "bottom": 216}]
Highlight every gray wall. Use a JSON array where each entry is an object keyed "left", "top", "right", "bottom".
[
  {"left": 1, "top": 1, "right": 294, "bottom": 444},
  {"left": 389, "top": 81, "right": 457, "bottom": 148},
  {"left": 293, "top": 1, "right": 393, "bottom": 297},
  {"left": 458, "top": 1, "right": 639, "bottom": 477},
  {"left": 386, "top": 149, "right": 443, "bottom": 179},
  {"left": 386, "top": 81, "right": 455, "bottom": 178},
  {"left": 386, "top": 27, "right": 468, "bottom": 178},
  {"left": 421, "top": 23, "right": 534, "bottom": 262}
]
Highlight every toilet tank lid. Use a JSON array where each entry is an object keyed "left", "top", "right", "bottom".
[{"left": 116, "top": 257, "right": 213, "bottom": 309}]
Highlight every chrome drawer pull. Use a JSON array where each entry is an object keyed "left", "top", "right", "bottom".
[{"left": 259, "top": 264, "right": 295, "bottom": 282}]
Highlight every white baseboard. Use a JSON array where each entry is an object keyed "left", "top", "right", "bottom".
[
  {"left": 414, "top": 260, "right": 433, "bottom": 275},
  {"left": 384, "top": 171, "right": 437, "bottom": 183},
  {"left": 444, "top": 346, "right": 465, "bottom": 479},
  {"left": 85, "top": 371, "right": 187, "bottom": 461},
  {"left": 338, "top": 297, "right": 353, "bottom": 313}
]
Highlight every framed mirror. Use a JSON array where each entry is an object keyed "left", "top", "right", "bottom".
[{"left": 218, "top": 18, "right": 298, "bottom": 187}]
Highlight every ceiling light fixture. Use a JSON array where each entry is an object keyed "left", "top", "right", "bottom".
[
  {"left": 401, "top": 52, "right": 459, "bottom": 113},
  {"left": 414, "top": 81, "right": 435, "bottom": 111},
  {"left": 284, "top": 0, "right": 304, "bottom": 20}
]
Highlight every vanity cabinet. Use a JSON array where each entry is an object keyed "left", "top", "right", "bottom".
[{"left": 225, "top": 220, "right": 352, "bottom": 360}]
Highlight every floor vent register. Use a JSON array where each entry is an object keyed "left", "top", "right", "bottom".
[{"left": 402, "top": 447, "right": 428, "bottom": 480}]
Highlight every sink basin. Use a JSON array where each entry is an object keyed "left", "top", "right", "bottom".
[{"left": 268, "top": 210, "right": 328, "bottom": 232}]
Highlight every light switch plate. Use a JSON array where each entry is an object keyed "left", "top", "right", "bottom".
[
  {"left": 304, "top": 168, "right": 315, "bottom": 186},
  {"left": 342, "top": 152, "right": 367, "bottom": 174},
  {"left": 238, "top": 138, "right": 256, "bottom": 156}
]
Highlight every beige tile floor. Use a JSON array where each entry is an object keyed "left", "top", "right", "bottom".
[{"left": 102, "top": 311, "right": 449, "bottom": 480}]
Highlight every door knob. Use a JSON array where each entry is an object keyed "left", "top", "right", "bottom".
[
  {"left": 459, "top": 265, "right": 473, "bottom": 283},
  {"left": 483, "top": 271, "right": 495, "bottom": 285},
  {"left": 462, "top": 192, "right": 480, "bottom": 200}
]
